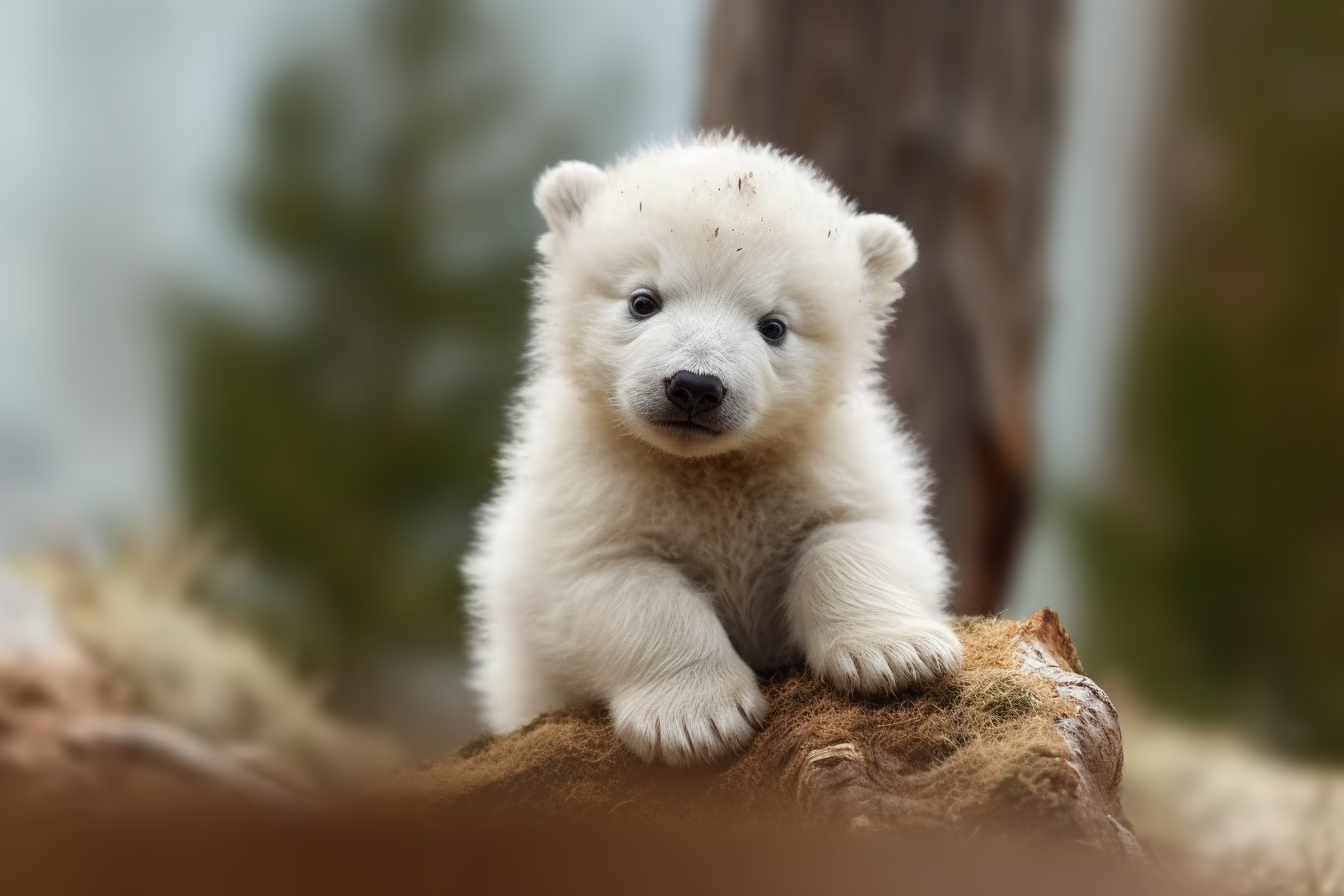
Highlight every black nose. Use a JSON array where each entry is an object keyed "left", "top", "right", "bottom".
[{"left": 665, "top": 370, "right": 725, "bottom": 416}]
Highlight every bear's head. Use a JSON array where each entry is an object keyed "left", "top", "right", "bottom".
[{"left": 530, "top": 134, "right": 916, "bottom": 459}]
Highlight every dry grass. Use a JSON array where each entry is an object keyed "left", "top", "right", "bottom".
[
  {"left": 9, "top": 534, "right": 401, "bottom": 791},
  {"left": 1119, "top": 700, "right": 1344, "bottom": 896}
]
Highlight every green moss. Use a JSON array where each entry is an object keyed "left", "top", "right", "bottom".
[
  {"left": 982, "top": 684, "right": 1036, "bottom": 720},
  {"left": 457, "top": 732, "right": 497, "bottom": 760}
]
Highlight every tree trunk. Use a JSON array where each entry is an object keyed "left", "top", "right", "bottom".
[{"left": 702, "top": 1, "right": 1068, "bottom": 616}]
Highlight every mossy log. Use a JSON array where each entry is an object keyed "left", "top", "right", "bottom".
[
  {"left": 389, "top": 609, "right": 1142, "bottom": 855},
  {"left": 3, "top": 568, "right": 1141, "bottom": 853}
]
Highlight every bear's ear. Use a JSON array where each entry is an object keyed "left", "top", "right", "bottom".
[
  {"left": 855, "top": 213, "right": 918, "bottom": 304},
  {"left": 535, "top": 161, "right": 607, "bottom": 237}
]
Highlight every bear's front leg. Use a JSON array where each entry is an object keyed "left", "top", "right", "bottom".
[
  {"left": 786, "top": 520, "right": 963, "bottom": 694},
  {"left": 545, "top": 560, "right": 767, "bottom": 766}
]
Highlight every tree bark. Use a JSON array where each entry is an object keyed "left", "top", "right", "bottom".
[{"left": 702, "top": 1, "right": 1068, "bottom": 615}]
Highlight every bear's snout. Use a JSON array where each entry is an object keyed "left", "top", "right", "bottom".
[{"left": 665, "top": 370, "right": 725, "bottom": 417}]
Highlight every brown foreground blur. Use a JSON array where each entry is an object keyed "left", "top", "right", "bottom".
[{"left": 0, "top": 811, "right": 1195, "bottom": 896}]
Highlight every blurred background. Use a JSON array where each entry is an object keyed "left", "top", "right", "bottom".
[{"left": 1, "top": 0, "right": 1342, "bottom": 857}]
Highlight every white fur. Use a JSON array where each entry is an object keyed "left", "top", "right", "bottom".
[{"left": 464, "top": 134, "right": 960, "bottom": 766}]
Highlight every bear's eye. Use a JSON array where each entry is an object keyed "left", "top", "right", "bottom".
[
  {"left": 758, "top": 317, "right": 787, "bottom": 343},
  {"left": 628, "top": 288, "right": 661, "bottom": 319}
]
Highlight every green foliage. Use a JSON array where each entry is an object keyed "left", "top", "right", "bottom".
[
  {"left": 177, "top": 0, "right": 554, "bottom": 662},
  {"left": 1075, "top": 0, "right": 1344, "bottom": 756}
]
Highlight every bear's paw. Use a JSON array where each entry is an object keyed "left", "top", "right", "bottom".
[
  {"left": 811, "top": 620, "right": 963, "bottom": 695},
  {"left": 609, "top": 658, "right": 767, "bottom": 766}
]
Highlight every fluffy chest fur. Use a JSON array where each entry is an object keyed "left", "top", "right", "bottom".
[{"left": 573, "top": 442, "right": 835, "bottom": 668}]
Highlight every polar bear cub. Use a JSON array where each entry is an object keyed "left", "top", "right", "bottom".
[{"left": 463, "top": 134, "right": 962, "bottom": 765}]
